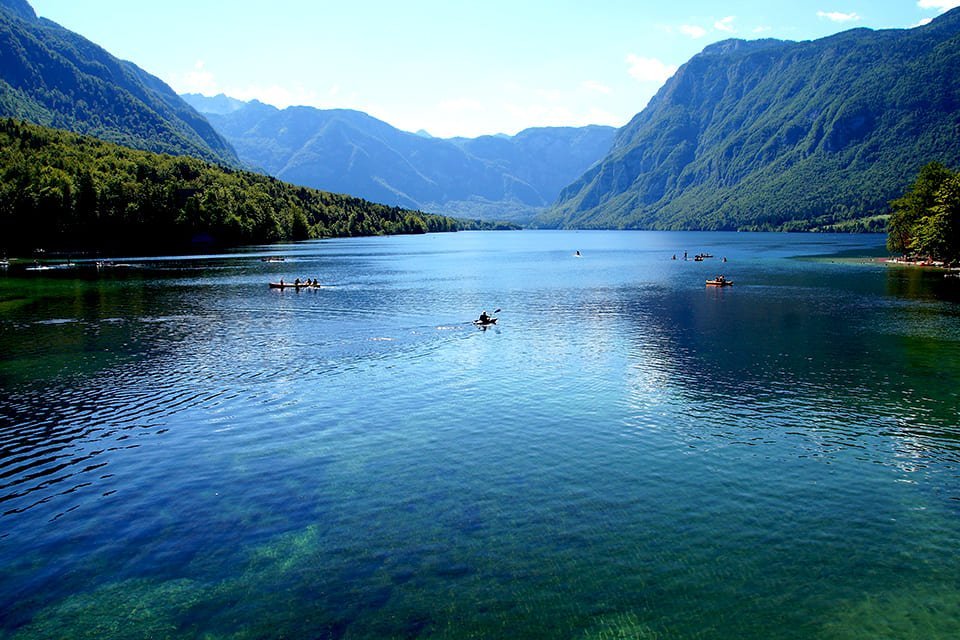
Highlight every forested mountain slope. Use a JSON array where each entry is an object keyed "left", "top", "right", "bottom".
[
  {"left": 0, "top": 0, "right": 238, "bottom": 166},
  {"left": 543, "top": 9, "right": 960, "bottom": 231}
]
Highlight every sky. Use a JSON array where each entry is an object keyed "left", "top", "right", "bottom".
[{"left": 26, "top": 0, "right": 960, "bottom": 138}]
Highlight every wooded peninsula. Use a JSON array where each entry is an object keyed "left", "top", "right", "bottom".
[
  {"left": 0, "top": 119, "right": 514, "bottom": 256},
  {"left": 886, "top": 161, "right": 960, "bottom": 265}
]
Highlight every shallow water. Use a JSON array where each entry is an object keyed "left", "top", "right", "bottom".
[{"left": 1, "top": 230, "right": 959, "bottom": 639}]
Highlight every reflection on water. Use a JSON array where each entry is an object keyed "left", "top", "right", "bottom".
[{"left": 1, "top": 231, "right": 959, "bottom": 639}]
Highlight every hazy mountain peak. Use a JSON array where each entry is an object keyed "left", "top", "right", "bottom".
[
  {"left": 199, "top": 99, "right": 615, "bottom": 222},
  {"left": 181, "top": 93, "right": 248, "bottom": 115}
]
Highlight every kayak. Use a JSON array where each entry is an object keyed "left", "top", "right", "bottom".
[
  {"left": 705, "top": 279, "right": 733, "bottom": 286},
  {"left": 269, "top": 282, "right": 314, "bottom": 289},
  {"left": 474, "top": 318, "right": 498, "bottom": 326}
]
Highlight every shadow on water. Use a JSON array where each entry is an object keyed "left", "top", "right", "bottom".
[{"left": 885, "top": 264, "right": 960, "bottom": 304}]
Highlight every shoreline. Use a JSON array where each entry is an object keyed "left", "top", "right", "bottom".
[{"left": 886, "top": 257, "right": 960, "bottom": 271}]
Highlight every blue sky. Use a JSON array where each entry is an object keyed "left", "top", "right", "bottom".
[{"left": 27, "top": 0, "right": 960, "bottom": 138}]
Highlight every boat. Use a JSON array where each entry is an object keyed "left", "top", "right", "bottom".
[
  {"left": 269, "top": 281, "right": 315, "bottom": 289},
  {"left": 706, "top": 278, "right": 733, "bottom": 287},
  {"left": 474, "top": 317, "right": 498, "bottom": 327},
  {"left": 261, "top": 257, "right": 285, "bottom": 262}
]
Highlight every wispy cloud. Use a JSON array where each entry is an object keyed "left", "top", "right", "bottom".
[
  {"left": 167, "top": 60, "right": 329, "bottom": 109},
  {"left": 173, "top": 60, "right": 218, "bottom": 95},
  {"left": 816, "top": 10, "right": 861, "bottom": 23},
  {"left": 680, "top": 24, "right": 708, "bottom": 38},
  {"left": 714, "top": 16, "right": 736, "bottom": 33},
  {"left": 917, "top": 0, "right": 960, "bottom": 11},
  {"left": 625, "top": 55, "right": 678, "bottom": 83},
  {"left": 581, "top": 80, "right": 613, "bottom": 95}
]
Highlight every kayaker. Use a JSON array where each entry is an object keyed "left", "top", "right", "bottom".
[{"left": 478, "top": 310, "right": 491, "bottom": 324}]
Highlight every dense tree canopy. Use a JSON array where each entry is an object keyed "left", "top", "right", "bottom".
[
  {"left": 0, "top": 119, "right": 510, "bottom": 255},
  {"left": 887, "top": 161, "right": 960, "bottom": 264}
]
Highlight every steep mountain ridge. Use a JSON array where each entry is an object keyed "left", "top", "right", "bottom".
[
  {"left": 184, "top": 95, "right": 615, "bottom": 222},
  {"left": 544, "top": 9, "right": 960, "bottom": 231},
  {"left": 0, "top": 0, "right": 238, "bottom": 165}
]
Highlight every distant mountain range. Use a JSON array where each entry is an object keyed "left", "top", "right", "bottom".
[
  {"left": 542, "top": 9, "right": 960, "bottom": 231},
  {"left": 0, "top": 0, "right": 238, "bottom": 166},
  {"left": 182, "top": 94, "right": 615, "bottom": 223}
]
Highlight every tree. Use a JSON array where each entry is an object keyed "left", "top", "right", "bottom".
[
  {"left": 886, "top": 161, "right": 953, "bottom": 255},
  {"left": 912, "top": 174, "right": 960, "bottom": 264}
]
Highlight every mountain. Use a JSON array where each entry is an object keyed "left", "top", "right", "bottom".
[
  {"left": 181, "top": 92, "right": 246, "bottom": 115},
  {"left": 543, "top": 10, "right": 960, "bottom": 231},
  {"left": 0, "top": 0, "right": 238, "bottom": 166},
  {"left": 183, "top": 95, "right": 615, "bottom": 222}
]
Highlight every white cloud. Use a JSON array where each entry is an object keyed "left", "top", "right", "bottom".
[
  {"left": 680, "top": 24, "right": 708, "bottom": 38},
  {"left": 917, "top": 0, "right": 960, "bottom": 11},
  {"left": 166, "top": 60, "right": 340, "bottom": 109},
  {"left": 626, "top": 54, "right": 678, "bottom": 83},
  {"left": 171, "top": 60, "right": 218, "bottom": 95},
  {"left": 714, "top": 16, "right": 736, "bottom": 33},
  {"left": 581, "top": 80, "right": 613, "bottom": 95},
  {"left": 912, "top": 17, "right": 935, "bottom": 26},
  {"left": 816, "top": 10, "right": 862, "bottom": 22}
]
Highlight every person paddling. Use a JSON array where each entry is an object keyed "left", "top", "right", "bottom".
[{"left": 478, "top": 310, "right": 491, "bottom": 324}]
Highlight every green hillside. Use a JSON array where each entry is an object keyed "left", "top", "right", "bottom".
[
  {"left": 0, "top": 119, "right": 500, "bottom": 255},
  {"left": 543, "top": 10, "right": 960, "bottom": 231},
  {"left": 0, "top": 0, "right": 238, "bottom": 166}
]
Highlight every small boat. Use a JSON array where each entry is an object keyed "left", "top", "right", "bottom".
[
  {"left": 474, "top": 318, "right": 498, "bottom": 327},
  {"left": 261, "top": 257, "right": 285, "bottom": 262},
  {"left": 706, "top": 278, "right": 733, "bottom": 287},
  {"left": 269, "top": 281, "right": 314, "bottom": 289}
]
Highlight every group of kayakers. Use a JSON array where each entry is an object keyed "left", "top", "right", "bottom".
[{"left": 278, "top": 277, "right": 320, "bottom": 287}]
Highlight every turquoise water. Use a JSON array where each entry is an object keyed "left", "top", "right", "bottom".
[{"left": 1, "top": 230, "right": 959, "bottom": 639}]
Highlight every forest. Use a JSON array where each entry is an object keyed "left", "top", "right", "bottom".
[
  {"left": 887, "top": 161, "right": 960, "bottom": 264},
  {"left": 0, "top": 119, "right": 510, "bottom": 255}
]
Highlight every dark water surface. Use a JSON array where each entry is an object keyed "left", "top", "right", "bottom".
[{"left": 1, "top": 231, "right": 959, "bottom": 639}]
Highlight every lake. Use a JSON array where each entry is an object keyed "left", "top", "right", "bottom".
[{"left": 1, "top": 230, "right": 959, "bottom": 639}]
